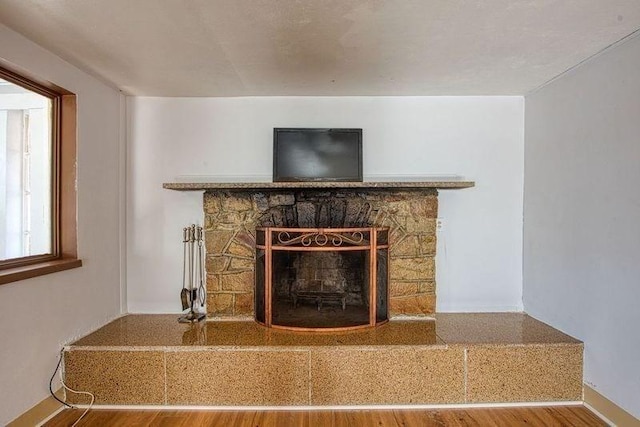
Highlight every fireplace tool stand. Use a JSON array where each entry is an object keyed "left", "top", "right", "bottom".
[{"left": 178, "top": 224, "right": 206, "bottom": 323}]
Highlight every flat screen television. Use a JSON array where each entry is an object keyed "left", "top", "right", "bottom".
[{"left": 273, "top": 128, "right": 363, "bottom": 182}]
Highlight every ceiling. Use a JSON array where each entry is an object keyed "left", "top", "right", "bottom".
[{"left": 0, "top": 0, "right": 639, "bottom": 97}]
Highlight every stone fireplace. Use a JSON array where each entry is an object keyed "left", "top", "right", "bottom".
[{"left": 200, "top": 184, "right": 452, "bottom": 319}]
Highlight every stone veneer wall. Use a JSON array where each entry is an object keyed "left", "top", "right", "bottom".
[{"left": 203, "top": 189, "right": 438, "bottom": 318}]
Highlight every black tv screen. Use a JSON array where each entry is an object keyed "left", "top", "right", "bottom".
[{"left": 273, "top": 128, "right": 363, "bottom": 182}]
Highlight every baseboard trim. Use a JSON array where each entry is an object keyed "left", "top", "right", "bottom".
[
  {"left": 7, "top": 389, "right": 65, "bottom": 427},
  {"left": 583, "top": 384, "right": 640, "bottom": 427},
  {"left": 16, "top": 387, "right": 636, "bottom": 425},
  {"left": 72, "top": 401, "right": 583, "bottom": 411}
]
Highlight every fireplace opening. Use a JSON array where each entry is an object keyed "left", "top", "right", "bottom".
[
  {"left": 255, "top": 227, "right": 389, "bottom": 331},
  {"left": 272, "top": 251, "right": 369, "bottom": 328}
]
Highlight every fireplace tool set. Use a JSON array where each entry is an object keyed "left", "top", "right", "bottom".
[{"left": 178, "top": 224, "right": 206, "bottom": 323}]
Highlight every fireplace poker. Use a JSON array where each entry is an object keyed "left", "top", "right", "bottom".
[{"left": 196, "top": 225, "right": 206, "bottom": 307}]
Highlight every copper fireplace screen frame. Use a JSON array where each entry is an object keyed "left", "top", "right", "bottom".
[{"left": 255, "top": 227, "right": 390, "bottom": 332}]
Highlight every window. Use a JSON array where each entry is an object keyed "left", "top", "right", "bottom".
[
  {"left": 0, "top": 78, "right": 52, "bottom": 259},
  {"left": 0, "top": 63, "right": 80, "bottom": 285}
]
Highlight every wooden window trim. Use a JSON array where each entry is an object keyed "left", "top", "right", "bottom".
[{"left": 0, "top": 62, "right": 81, "bottom": 285}]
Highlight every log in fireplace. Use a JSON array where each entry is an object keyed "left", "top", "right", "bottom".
[{"left": 255, "top": 227, "right": 389, "bottom": 331}]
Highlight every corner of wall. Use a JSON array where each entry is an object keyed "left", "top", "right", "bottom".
[{"left": 119, "top": 93, "right": 128, "bottom": 314}]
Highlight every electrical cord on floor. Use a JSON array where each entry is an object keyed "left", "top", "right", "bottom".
[
  {"left": 49, "top": 348, "right": 95, "bottom": 426},
  {"left": 49, "top": 349, "right": 72, "bottom": 408},
  {"left": 60, "top": 376, "right": 94, "bottom": 426}
]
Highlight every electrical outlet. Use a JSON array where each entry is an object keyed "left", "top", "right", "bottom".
[{"left": 437, "top": 218, "right": 444, "bottom": 230}]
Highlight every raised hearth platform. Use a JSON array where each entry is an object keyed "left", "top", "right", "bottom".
[{"left": 63, "top": 313, "right": 583, "bottom": 407}]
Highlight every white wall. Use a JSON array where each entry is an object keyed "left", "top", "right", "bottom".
[
  {"left": 524, "top": 35, "right": 640, "bottom": 418},
  {"left": 127, "top": 96, "right": 524, "bottom": 313},
  {"left": 0, "top": 25, "right": 123, "bottom": 425}
]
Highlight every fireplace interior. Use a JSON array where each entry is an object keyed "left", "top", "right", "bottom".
[{"left": 271, "top": 251, "right": 369, "bottom": 328}]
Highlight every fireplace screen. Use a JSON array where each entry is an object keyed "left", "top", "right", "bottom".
[{"left": 255, "top": 227, "right": 389, "bottom": 331}]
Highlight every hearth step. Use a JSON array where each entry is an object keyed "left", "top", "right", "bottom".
[{"left": 63, "top": 313, "right": 583, "bottom": 406}]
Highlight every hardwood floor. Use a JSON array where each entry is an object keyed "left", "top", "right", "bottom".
[{"left": 45, "top": 406, "right": 607, "bottom": 426}]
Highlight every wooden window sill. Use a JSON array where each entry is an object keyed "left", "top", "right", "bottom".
[{"left": 0, "top": 258, "right": 82, "bottom": 286}]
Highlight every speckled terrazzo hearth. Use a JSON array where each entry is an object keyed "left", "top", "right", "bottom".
[{"left": 63, "top": 313, "right": 583, "bottom": 406}]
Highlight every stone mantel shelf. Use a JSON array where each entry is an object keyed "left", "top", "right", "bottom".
[{"left": 163, "top": 180, "right": 475, "bottom": 191}]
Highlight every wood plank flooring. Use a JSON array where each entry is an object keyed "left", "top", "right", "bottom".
[{"left": 45, "top": 406, "right": 607, "bottom": 426}]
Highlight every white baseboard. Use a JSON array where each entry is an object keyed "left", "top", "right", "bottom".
[
  {"left": 73, "top": 401, "right": 583, "bottom": 411},
  {"left": 583, "top": 384, "right": 640, "bottom": 427},
  {"left": 7, "top": 389, "right": 64, "bottom": 427}
]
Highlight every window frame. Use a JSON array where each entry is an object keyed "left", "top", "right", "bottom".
[{"left": 0, "top": 62, "right": 81, "bottom": 285}]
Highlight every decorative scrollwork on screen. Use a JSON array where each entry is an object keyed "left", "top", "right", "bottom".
[{"left": 274, "top": 230, "right": 368, "bottom": 247}]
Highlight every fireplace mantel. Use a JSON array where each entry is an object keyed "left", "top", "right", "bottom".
[{"left": 163, "top": 180, "right": 474, "bottom": 191}]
